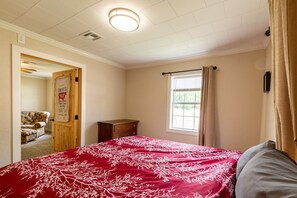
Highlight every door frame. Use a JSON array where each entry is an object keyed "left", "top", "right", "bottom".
[{"left": 12, "top": 45, "right": 86, "bottom": 163}]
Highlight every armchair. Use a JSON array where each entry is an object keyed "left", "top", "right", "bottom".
[{"left": 21, "top": 111, "right": 50, "bottom": 144}]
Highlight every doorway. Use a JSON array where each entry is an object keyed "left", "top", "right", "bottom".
[
  {"left": 12, "top": 45, "right": 86, "bottom": 163},
  {"left": 20, "top": 54, "right": 75, "bottom": 160}
]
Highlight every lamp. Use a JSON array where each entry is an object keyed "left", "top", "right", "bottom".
[{"left": 109, "top": 8, "right": 140, "bottom": 32}]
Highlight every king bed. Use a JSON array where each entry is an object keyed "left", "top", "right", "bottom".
[
  {"left": 0, "top": 136, "right": 240, "bottom": 197},
  {"left": 2, "top": 135, "right": 297, "bottom": 197}
]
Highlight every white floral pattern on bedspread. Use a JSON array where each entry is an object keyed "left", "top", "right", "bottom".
[{"left": 0, "top": 136, "right": 241, "bottom": 198}]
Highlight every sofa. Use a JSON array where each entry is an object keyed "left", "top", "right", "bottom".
[{"left": 21, "top": 111, "right": 50, "bottom": 144}]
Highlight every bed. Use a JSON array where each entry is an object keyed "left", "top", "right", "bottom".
[{"left": 0, "top": 136, "right": 241, "bottom": 197}]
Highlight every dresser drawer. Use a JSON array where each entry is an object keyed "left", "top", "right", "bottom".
[
  {"left": 114, "top": 123, "right": 137, "bottom": 133},
  {"left": 113, "top": 123, "right": 137, "bottom": 138},
  {"left": 98, "top": 119, "right": 139, "bottom": 142},
  {"left": 113, "top": 130, "right": 136, "bottom": 138}
]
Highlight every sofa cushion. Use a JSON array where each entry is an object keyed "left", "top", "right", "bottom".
[
  {"left": 21, "top": 115, "right": 32, "bottom": 125},
  {"left": 21, "top": 111, "right": 50, "bottom": 125},
  {"left": 21, "top": 124, "right": 35, "bottom": 129},
  {"left": 21, "top": 129, "right": 38, "bottom": 136},
  {"left": 236, "top": 140, "right": 275, "bottom": 178},
  {"left": 235, "top": 149, "right": 297, "bottom": 198}
]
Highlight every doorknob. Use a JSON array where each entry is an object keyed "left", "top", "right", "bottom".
[{"left": 50, "top": 117, "right": 54, "bottom": 122}]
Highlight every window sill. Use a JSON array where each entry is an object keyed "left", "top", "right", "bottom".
[{"left": 166, "top": 128, "right": 198, "bottom": 136}]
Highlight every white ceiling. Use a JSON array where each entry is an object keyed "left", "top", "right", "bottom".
[
  {"left": 21, "top": 55, "right": 72, "bottom": 78},
  {"left": 0, "top": 0, "right": 269, "bottom": 68}
]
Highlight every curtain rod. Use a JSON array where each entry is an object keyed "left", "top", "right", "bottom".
[{"left": 162, "top": 66, "right": 217, "bottom": 76}]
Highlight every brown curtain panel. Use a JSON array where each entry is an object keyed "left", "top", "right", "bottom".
[
  {"left": 198, "top": 66, "right": 215, "bottom": 146},
  {"left": 269, "top": 0, "right": 297, "bottom": 161}
]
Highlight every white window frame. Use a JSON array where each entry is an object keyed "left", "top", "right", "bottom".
[{"left": 166, "top": 72, "right": 201, "bottom": 136}]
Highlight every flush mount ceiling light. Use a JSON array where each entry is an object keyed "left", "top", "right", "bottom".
[{"left": 109, "top": 8, "right": 140, "bottom": 32}]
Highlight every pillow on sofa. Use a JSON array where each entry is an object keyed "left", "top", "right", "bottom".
[
  {"left": 235, "top": 149, "right": 297, "bottom": 198},
  {"left": 236, "top": 140, "right": 275, "bottom": 178}
]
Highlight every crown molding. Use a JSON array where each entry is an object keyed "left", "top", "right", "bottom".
[
  {"left": 126, "top": 44, "right": 268, "bottom": 70},
  {"left": 0, "top": 19, "right": 125, "bottom": 69}
]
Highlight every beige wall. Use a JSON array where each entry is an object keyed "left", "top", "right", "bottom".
[
  {"left": 0, "top": 27, "right": 126, "bottom": 167},
  {"left": 0, "top": 27, "right": 13, "bottom": 167},
  {"left": 126, "top": 50, "right": 266, "bottom": 152},
  {"left": 260, "top": 41, "right": 276, "bottom": 141},
  {"left": 21, "top": 77, "right": 48, "bottom": 111},
  {"left": 0, "top": 23, "right": 269, "bottom": 167},
  {"left": 21, "top": 76, "right": 52, "bottom": 131}
]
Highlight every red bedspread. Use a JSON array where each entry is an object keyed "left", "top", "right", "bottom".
[{"left": 0, "top": 136, "right": 241, "bottom": 197}]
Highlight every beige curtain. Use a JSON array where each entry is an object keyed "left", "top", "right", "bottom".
[
  {"left": 269, "top": 0, "right": 297, "bottom": 161},
  {"left": 198, "top": 66, "right": 215, "bottom": 146}
]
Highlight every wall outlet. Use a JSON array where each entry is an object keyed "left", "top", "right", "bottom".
[{"left": 18, "top": 33, "right": 26, "bottom": 44}]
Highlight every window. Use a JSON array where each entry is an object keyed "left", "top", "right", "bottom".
[{"left": 168, "top": 73, "right": 202, "bottom": 134}]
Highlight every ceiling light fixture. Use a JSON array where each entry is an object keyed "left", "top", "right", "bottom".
[{"left": 109, "top": 8, "right": 140, "bottom": 32}]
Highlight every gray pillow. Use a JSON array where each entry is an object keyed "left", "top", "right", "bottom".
[
  {"left": 235, "top": 149, "right": 297, "bottom": 198},
  {"left": 236, "top": 140, "right": 275, "bottom": 179}
]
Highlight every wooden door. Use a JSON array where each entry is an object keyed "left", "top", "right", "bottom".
[{"left": 52, "top": 69, "right": 80, "bottom": 152}]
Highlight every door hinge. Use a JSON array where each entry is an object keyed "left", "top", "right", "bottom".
[
  {"left": 75, "top": 115, "right": 79, "bottom": 120},
  {"left": 75, "top": 77, "right": 79, "bottom": 82}
]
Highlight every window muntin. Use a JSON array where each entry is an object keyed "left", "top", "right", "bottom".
[{"left": 169, "top": 74, "right": 201, "bottom": 132}]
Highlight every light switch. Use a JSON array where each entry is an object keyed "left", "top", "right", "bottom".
[{"left": 18, "top": 33, "right": 26, "bottom": 44}]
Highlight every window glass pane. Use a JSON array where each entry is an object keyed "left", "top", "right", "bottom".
[
  {"left": 170, "top": 74, "right": 202, "bottom": 132},
  {"left": 194, "top": 105, "right": 200, "bottom": 117},
  {"left": 184, "top": 104, "right": 195, "bottom": 116},
  {"left": 173, "top": 91, "right": 184, "bottom": 103},
  {"left": 172, "top": 116, "right": 183, "bottom": 128},
  {"left": 184, "top": 117, "right": 194, "bottom": 130},
  {"left": 172, "top": 104, "right": 183, "bottom": 116},
  {"left": 194, "top": 118, "right": 199, "bottom": 130},
  {"left": 184, "top": 91, "right": 196, "bottom": 103},
  {"left": 195, "top": 91, "right": 201, "bottom": 103}
]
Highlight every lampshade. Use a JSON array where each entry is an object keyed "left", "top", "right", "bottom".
[{"left": 109, "top": 8, "right": 140, "bottom": 32}]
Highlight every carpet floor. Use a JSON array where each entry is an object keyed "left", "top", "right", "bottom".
[{"left": 21, "top": 133, "right": 52, "bottom": 160}]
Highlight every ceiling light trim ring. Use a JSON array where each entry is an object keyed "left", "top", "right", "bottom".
[
  {"left": 109, "top": 14, "right": 139, "bottom": 31},
  {"left": 109, "top": 8, "right": 140, "bottom": 32}
]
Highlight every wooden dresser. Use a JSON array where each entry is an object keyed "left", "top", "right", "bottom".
[{"left": 97, "top": 119, "right": 139, "bottom": 142}]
